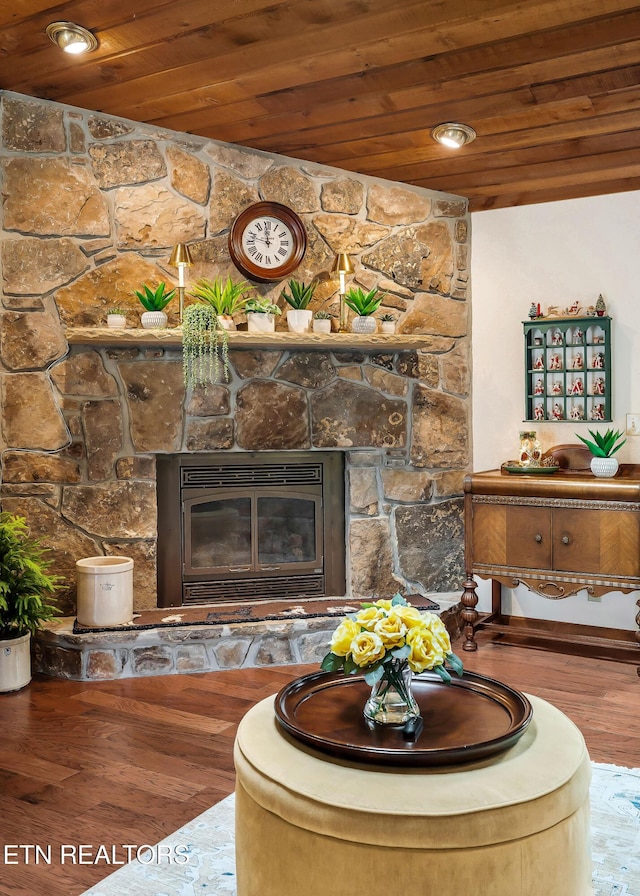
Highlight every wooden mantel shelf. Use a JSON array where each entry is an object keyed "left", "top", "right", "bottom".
[{"left": 64, "top": 327, "right": 437, "bottom": 352}]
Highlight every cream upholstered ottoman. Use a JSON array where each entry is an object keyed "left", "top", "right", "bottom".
[{"left": 234, "top": 693, "right": 592, "bottom": 896}]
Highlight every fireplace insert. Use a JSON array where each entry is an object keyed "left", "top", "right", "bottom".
[{"left": 156, "top": 452, "right": 345, "bottom": 607}]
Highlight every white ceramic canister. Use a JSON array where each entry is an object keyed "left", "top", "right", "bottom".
[{"left": 76, "top": 556, "right": 134, "bottom": 627}]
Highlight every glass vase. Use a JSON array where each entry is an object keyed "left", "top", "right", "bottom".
[{"left": 363, "top": 660, "right": 420, "bottom": 725}]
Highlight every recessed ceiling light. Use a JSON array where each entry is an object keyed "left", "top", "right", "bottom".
[
  {"left": 431, "top": 123, "right": 477, "bottom": 149},
  {"left": 46, "top": 21, "right": 98, "bottom": 55}
]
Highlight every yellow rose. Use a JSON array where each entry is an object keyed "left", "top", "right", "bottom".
[
  {"left": 374, "top": 613, "right": 407, "bottom": 648},
  {"left": 421, "top": 612, "right": 452, "bottom": 656},
  {"left": 355, "top": 606, "right": 384, "bottom": 630},
  {"left": 391, "top": 605, "right": 425, "bottom": 630},
  {"left": 373, "top": 598, "right": 393, "bottom": 610},
  {"left": 330, "top": 618, "right": 360, "bottom": 657},
  {"left": 406, "top": 625, "right": 445, "bottom": 673},
  {"left": 350, "top": 631, "right": 386, "bottom": 667}
]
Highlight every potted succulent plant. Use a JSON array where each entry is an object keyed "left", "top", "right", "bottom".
[
  {"left": 576, "top": 427, "right": 626, "bottom": 477},
  {"left": 189, "top": 277, "right": 254, "bottom": 331},
  {"left": 313, "top": 310, "right": 334, "bottom": 334},
  {"left": 106, "top": 307, "right": 127, "bottom": 328},
  {"left": 134, "top": 282, "right": 176, "bottom": 329},
  {"left": 281, "top": 280, "right": 317, "bottom": 333},
  {"left": 379, "top": 313, "right": 397, "bottom": 334},
  {"left": 245, "top": 298, "right": 282, "bottom": 333},
  {"left": 0, "top": 513, "right": 58, "bottom": 692},
  {"left": 182, "top": 303, "right": 230, "bottom": 387},
  {"left": 344, "top": 286, "right": 385, "bottom": 334}
]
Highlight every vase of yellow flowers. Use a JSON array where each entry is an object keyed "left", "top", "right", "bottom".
[{"left": 321, "top": 593, "right": 463, "bottom": 726}]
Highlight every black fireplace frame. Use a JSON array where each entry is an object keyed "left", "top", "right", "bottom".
[{"left": 156, "top": 451, "right": 346, "bottom": 607}]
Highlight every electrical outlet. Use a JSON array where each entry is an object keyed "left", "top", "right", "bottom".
[{"left": 626, "top": 413, "right": 640, "bottom": 435}]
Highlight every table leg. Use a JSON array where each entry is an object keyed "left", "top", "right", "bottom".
[{"left": 460, "top": 576, "right": 479, "bottom": 652}]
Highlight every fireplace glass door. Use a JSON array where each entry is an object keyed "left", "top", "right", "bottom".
[{"left": 184, "top": 488, "right": 322, "bottom": 578}]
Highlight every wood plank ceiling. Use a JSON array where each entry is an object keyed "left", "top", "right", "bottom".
[{"left": 1, "top": 1, "right": 640, "bottom": 211}]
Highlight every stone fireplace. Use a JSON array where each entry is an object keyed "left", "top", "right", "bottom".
[{"left": 0, "top": 91, "right": 471, "bottom": 619}]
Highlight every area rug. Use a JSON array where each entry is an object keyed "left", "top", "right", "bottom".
[{"left": 81, "top": 762, "right": 639, "bottom": 895}]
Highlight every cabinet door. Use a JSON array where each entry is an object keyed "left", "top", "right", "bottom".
[
  {"left": 472, "top": 503, "right": 551, "bottom": 569},
  {"left": 553, "top": 507, "right": 640, "bottom": 577}
]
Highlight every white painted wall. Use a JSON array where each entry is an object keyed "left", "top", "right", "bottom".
[{"left": 470, "top": 191, "right": 640, "bottom": 629}]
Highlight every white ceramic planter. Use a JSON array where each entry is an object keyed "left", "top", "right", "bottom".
[
  {"left": 380, "top": 321, "right": 396, "bottom": 334},
  {"left": 0, "top": 633, "right": 31, "bottom": 692},
  {"left": 107, "top": 314, "right": 127, "bottom": 328},
  {"left": 76, "top": 556, "right": 134, "bottom": 627},
  {"left": 590, "top": 456, "right": 619, "bottom": 478},
  {"left": 313, "top": 319, "right": 332, "bottom": 334},
  {"left": 246, "top": 312, "right": 276, "bottom": 333},
  {"left": 351, "top": 315, "right": 377, "bottom": 334},
  {"left": 141, "top": 310, "right": 168, "bottom": 329},
  {"left": 286, "top": 309, "right": 313, "bottom": 333},
  {"left": 218, "top": 316, "right": 237, "bottom": 331}
]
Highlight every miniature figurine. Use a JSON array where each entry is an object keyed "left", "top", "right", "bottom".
[
  {"left": 551, "top": 330, "right": 563, "bottom": 346},
  {"left": 552, "top": 402, "right": 564, "bottom": 420},
  {"left": 533, "top": 355, "right": 545, "bottom": 370},
  {"left": 573, "top": 329, "right": 583, "bottom": 344},
  {"left": 595, "top": 294, "right": 606, "bottom": 317},
  {"left": 591, "top": 352, "right": 605, "bottom": 369},
  {"left": 571, "top": 353, "right": 583, "bottom": 369},
  {"left": 534, "top": 404, "right": 545, "bottom": 421},
  {"left": 519, "top": 431, "right": 542, "bottom": 466},
  {"left": 592, "top": 377, "right": 605, "bottom": 395},
  {"left": 593, "top": 333, "right": 604, "bottom": 344},
  {"left": 549, "top": 354, "right": 562, "bottom": 370},
  {"left": 552, "top": 381, "right": 563, "bottom": 395},
  {"left": 564, "top": 300, "right": 582, "bottom": 316},
  {"left": 534, "top": 378, "right": 544, "bottom": 395},
  {"left": 569, "top": 378, "right": 584, "bottom": 395},
  {"left": 590, "top": 403, "right": 605, "bottom": 420},
  {"left": 569, "top": 405, "right": 584, "bottom": 420},
  {"left": 528, "top": 302, "right": 539, "bottom": 319}
]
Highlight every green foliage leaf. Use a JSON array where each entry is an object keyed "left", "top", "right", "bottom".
[
  {"left": 190, "top": 278, "right": 253, "bottom": 315},
  {"left": 391, "top": 592, "right": 408, "bottom": 606},
  {"left": 343, "top": 286, "right": 385, "bottom": 316},
  {"left": 434, "top": 664, "right": 452, "bottom": 684},
  {"left": 391, "top": 644, "right": 411, "bottom": 660},
  {"left": 280, "top": 279, "right": 317, "bottom": 309},
  {"left": 134, "top": 282, "right": 176, "bottom": 311},
  {"left": 363, "top": 664, "right": 384, "bottom": 686},
  {"left": 343, "top": 656, "right": 359, "bottom": 675},
  {"left": 446, "top": 652, "right": 464, "bottom": 677},
  {"left": 321, "top": 652, "right": 343, "bottom": 672},
  {"left": 576, "top": 427, "right": 626, "bottom": 457}
]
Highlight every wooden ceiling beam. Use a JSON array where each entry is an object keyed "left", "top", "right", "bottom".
[{"left": 469, "top": 175, "right": 640, "bottom": 211}]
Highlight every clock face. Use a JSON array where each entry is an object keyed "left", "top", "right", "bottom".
[
  {"left": 241, "top": 215, "right": 294, "bottom": 270},
  {"left": 229, "top": 202, "right": 307, "bottom": 282}
]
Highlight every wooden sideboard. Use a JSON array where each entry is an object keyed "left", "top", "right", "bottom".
[{"left": 460, "top": 464, "right": 640, "bottom": 674}]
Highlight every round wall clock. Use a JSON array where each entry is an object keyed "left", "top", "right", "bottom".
[{"left": 228, "top": 201, "right": 307, "bottom": 282}]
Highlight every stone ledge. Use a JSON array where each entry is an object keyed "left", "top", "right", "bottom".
[
  {"left": 33, "top": 598, "right": 463, "bottom": 681},
  {"left": 65, "top": 328, "right": 440, "bottom": 352}
]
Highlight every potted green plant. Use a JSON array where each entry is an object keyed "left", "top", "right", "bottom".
[
  {"left": 576, "top": 427, "right": 626, "bottom": 477},
  {"left": 245, "top": 298, "right": 282, "bottom": 334},
  {"left": 190, "top": 277, "right": 254, "bottom": 331},
  {"left": 133, "top": 282, "right": 176, "bottom": 329},
  {"left": 106, "top": 307, "right": 127, "bottom": 329},
  {"left": 313, "top": 310, "right": 334, "bottom": 335},
  {"left": 182, "top": 303, "right": 230, "bottom": 386},
  {"left": 379, "top": 312, "right": 397, "bottom": 335},
  {"left": 344, "top": 286, "right": 385, "bottom": 334},
  {"left": 281, "top": 280, "right": 317, "bottom": 333},
  {"left": 0, "top": 513, "right": 58, "bottom": 692}
]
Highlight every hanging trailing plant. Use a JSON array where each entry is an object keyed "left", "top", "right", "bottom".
[{"left": 182, "top": 303, "right": 230, "bottom": 387}]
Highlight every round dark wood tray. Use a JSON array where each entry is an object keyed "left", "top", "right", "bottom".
[{"left": 274, "top": 670, "right": 533, "bottom": 766}]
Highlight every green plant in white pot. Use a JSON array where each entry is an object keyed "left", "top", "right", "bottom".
[
  {"left": 344, "top": 286, "right": 384, "bottom": 334},
  {"left": 281, "top": 280, "right": 317, "bottom": 333},
  {"left": 190, "top": 277, "right": 254, "bottom": 330},
  {"left": 576, "top": 427, "right": 626, "bottom": 478},
  {"left": 134, "top": 282, "right": 176, "bottom": 329},
  {"left": 245, "top": 298, "right": 282, "bottom": 333},
  {"left": 0, "top": 513, "right": 58, "bottom": 692}
]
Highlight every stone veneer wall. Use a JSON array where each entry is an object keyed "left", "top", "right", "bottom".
[{"left": 0, "top": 91, "right": 471, "bottom": 615}]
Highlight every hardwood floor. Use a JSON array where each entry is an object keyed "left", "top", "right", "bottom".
[{"left": 0, "top": 637, "right": 637, "bottom": 896}]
